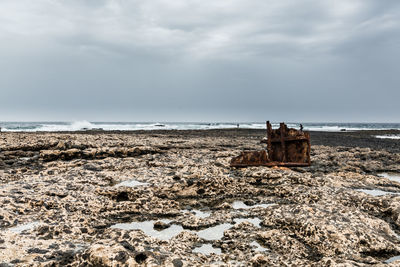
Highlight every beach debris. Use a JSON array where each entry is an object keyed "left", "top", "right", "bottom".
[{"left": 230, "top": 121, "right": 311, "bottom": 167}]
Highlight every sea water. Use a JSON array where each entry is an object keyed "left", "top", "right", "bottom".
[{"left": 1, "top": 121, "right": 400, "bottom": 132}]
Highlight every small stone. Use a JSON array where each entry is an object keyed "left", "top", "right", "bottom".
[
  {"left": 135, "top": 252, "right": 148, "bottom": 264},
  {"left": 120, "top": 241, "right": 135, "bottom": 252},
  {"left": 154, "top": 221, "right": 170, "bottom": 230},
  {"left": 172, "top": 258, "right": 183, "bottom": 267},
  {"left": 114, "top": 251, "right": 128, "bottom": 262}
]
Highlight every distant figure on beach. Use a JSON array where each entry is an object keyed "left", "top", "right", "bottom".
[{"left": 237, "top": 124, "right": 239, "bottom": 128}]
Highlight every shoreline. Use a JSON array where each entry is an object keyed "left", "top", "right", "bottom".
[{"left": 2, "top": 128, "right": 400, "bottom": 152}]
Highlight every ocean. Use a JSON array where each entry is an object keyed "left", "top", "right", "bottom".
[{"left": 0, "top": 121, "right": 400, "bottom": 133}]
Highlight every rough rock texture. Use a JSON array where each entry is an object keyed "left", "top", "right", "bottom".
[{"left": 0, "top": 130, "right": 400, "bottom": 266}]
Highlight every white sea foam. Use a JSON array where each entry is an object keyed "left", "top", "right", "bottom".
[
  {"left": 1, "top": 122, "right": 400, "bottom": 132},
  {"left": 36, "top": 121, "right": 96, "bottom": 131},
  {"left": 375, "top": 135, "right": 400, "bottom": 140},
  {"left": 304, "top": 126, "right": 393, "bottom": 132},
  {"left": 1, "top": 122, "right": 265, "bottom": 132}
]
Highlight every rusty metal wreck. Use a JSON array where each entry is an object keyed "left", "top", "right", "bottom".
[{"left": 230, "top": 121, "right": 311, "bottom": 167}]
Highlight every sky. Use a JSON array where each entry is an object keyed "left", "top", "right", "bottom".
[{"left": 0, "top": 0, "right": 399, "bottom": 122}]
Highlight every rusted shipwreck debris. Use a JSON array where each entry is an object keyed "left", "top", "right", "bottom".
[{"left": 230, "top": 121, "right": 311, "bottom": 167}]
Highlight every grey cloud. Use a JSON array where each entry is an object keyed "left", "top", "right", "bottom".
[{"left": 0, "top": 0, "right": 399, "bottom": 122}]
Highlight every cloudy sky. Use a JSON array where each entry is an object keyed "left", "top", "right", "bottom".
[{"left": 0, "top": 0, "right": 399, "bottom": 122}]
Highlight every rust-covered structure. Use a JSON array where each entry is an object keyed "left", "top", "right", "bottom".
[{"left": 230, "top": 121, "right": 311, "bottom": 167}]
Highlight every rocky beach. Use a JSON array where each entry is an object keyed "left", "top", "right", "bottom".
[{"left": 1, "top": 129, "right": 400, "bottom": 266}]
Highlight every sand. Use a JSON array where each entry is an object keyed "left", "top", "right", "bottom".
[{"left": 0, "top": 129, "right": 400, "bottom": 266}]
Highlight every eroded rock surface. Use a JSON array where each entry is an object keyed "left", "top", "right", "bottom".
[{"left": 0, "top": 130, "right": 400, "bottom": 266}]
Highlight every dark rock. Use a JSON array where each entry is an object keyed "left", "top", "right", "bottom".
[
  {"left": 187, "top": 179, "right": 195, "bottom": 186},
  {"left": 114, "top": 251, "right": 128, "bottom": 262},
  {"left": 172, "top": 258, "right": 183, "bottom": 267},
  {"left": 37, "top": 225, "right": 49, "bottom": 235},
  {"left": 115, "top": 192, "right": 129, "bottom": 202},
  {"left": 27, "top": 248, "right": 49, "bottom": 254},
  {"left": 48, "top": 243, "right": 59, "bottom": 249},
  {"left": 83, "top": 163, "right": 102, "bottom": 172},
  {"left": 50, "top": 250, "right": 76, "bottom": 265},
  {"left": 197, "top": 188, "right": 205, "bottom": 194},
  {"left": 120, "top": 241, "right": 135, "bottom": 252},
  {"left": 154, "top": 221, "right": 170, "bottom": 230},
  {"left": 135, "top": 252, "right": 148, "bottom": 264}
]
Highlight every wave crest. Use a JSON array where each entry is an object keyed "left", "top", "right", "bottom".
[{"left": 70, "top": 120, "right": 95, "bottom": 131}]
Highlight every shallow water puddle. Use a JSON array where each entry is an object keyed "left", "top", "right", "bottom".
[
  {"left": 232, "top": 201, "right": 273, "bottom": 210},
  {"left": 356, "top": 189, "right": 399, "bottom": 196},
  {"left": 111, "top": 221, "right": 232, "bottom": 241},
  {"left": 197, "top": 223, "right": 232, "bottom": 240},
  {"left": 9, "top": 221, "right": 40, "bottom": 233},
  {"left": 191, "top": 209, "right": 211, "bottom": 218},
  {"left": 378, "top": 173, "right": 400, "bottom": 183},
  {"left": 193, "top": 244, "right": 222, "bottom": 255},
  {"left": 115, "top": 179, "right": 148, "bottom": 187},
  {"left": 111, "top": 216, "right": 263, "bottom": 241},
  {"left": 234, "top": 218, "right": 262, "bottom": 227},
  {"left": 110, "top": 219, "right": 183, "bottom": 240},
  {"left": 385, "top": 255, "right": 400, "bottom": 263},
  {"left": 251, "top": 241, "right": 268, "bottom": 252}
]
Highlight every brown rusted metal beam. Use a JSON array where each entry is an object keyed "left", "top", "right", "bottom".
[
  {"left": 279, "top": 122, "right": 287, "bottom": 162},
  {"left": 266, "top": 121, "right": 272, "bottom": 158}
]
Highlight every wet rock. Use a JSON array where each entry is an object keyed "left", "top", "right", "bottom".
[
  {"left": 83, "top": 163, "right": 102, "bottom": 172},
  {"left": 172, "top": 258, "right": 183, "bottom": 267},
  {"left": 153, "top": 220, "right": 170, "bottom": 230},
  {"left": 135, "top": 252, "right": 148, "bottom": 263},
  {"left": 120, "top": 240, "right": 135, "bottom": 252},
  {"left": 114, "top": 250, "right": 128, "bottom": 262},
  {"left": 27, "top": 248, "right": 49, "bottom": 254}
]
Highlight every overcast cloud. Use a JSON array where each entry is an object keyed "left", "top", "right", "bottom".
[{"left": 0, "top": 0, "right": 399, "bottom": 122}]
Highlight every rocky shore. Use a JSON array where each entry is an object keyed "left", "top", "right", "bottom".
[{"left": 0, "top": 129, "right": 400, "bottom": 266}]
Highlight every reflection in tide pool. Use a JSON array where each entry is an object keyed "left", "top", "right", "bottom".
[
  {"left": 111, "top": 216, "right": 264, "bottom": 241},
  {"left": 378, "top": 173, "right": 400, "bottom": 183},
  {"left": 234, "top": 218, "right": 262, "bottom": 227},
  {"left": 197, "top": 223, "right": 232, "bottom": 240},
  {"left": 193, "top": 244, "right": 222, "bottom": 255},
  {"left": 110, "top": 220, "right": 182, "bottom": 240},
  {"left": 111, "top": 221, "right": 233, "bottom": 241},
  {"left": 192, "top": 209, "right": 211, "bottom": 218},
  {"left": 385, "top": 255, "right": 400, "bottom": 263},
  {"left": 356, "top": 189, "right": 400, "bottom": 196},
  {"left": 115, "top": 179, "right": 148, "bottom": 187},
  {"left": 232, "top": 201, "right": 273, "bottom": 209},
  {"left": 9, "top": 221, "right": 40, "bottom": 233},
  {"left": 250, "top": 241, "right": 268, "bottom": 252}
]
